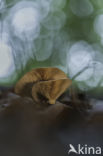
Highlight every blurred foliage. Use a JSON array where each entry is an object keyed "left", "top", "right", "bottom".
[{"left": 0, "top": 0, "right": 103, "bottom": 98}]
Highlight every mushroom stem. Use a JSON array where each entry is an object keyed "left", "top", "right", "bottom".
[{"left": 49, "top": 99, "right": 56, "bottom": 105}]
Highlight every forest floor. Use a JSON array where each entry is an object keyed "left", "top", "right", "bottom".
[{"left": 0, "top": 87, "right": 103, "bottom": 156}]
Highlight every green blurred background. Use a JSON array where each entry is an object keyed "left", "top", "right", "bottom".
[{"left": 1, "top": 0, "right": 103, "bottom": 98}]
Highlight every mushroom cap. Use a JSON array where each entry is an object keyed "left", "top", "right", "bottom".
[
  {"left": 15, "top": 67, "right": 68, "bottom": 97},
  {"left": 32, "top": 78, "right": 72, "bottom": 104}
]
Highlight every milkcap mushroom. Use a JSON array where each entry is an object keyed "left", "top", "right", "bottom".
[{"left": 15, "top": 67, "right": 72, "bottom": 104}]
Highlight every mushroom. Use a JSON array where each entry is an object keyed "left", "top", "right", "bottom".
[
  {"left": 32, "top": 79, "right": 72, "bottom": 104},
  {"left": 15, "top": 67, "right": 72, "bottom": 104}
]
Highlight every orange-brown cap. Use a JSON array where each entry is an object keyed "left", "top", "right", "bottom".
[
  {"left": 15, "top": 67, "right": 68, "bottom": 97},
  {"left": 32, "top": 78, "right": 72, "bottom": 104}
]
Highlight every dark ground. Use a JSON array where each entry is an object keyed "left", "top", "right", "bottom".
[{"left": 0, "top": 88, "right": 103, "bottom": 156}]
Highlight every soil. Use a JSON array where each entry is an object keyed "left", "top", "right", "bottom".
[{"left": 0, "top": 87, "right": 103, "bottom": 156}]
